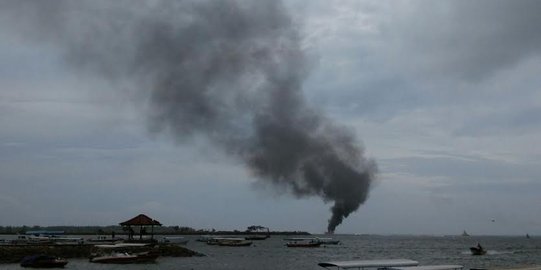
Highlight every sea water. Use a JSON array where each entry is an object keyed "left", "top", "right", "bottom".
[{"left": 1, "top": 235, "right": 540, "bottom": 269}]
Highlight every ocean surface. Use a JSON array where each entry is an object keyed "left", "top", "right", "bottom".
[{"left": 1, "top": 234, "right": 541, "bottom": 269}]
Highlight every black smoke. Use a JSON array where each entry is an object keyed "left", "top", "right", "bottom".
[{"left": 2, "top": 0, "right": 377, "bottom": 232}]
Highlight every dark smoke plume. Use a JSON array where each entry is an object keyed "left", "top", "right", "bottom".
[{"left": 2, "top": 0, "right": 377, "bottom": 232}]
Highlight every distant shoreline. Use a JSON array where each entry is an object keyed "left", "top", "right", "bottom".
[{"left": 0, "top": 226, "right": 310, "bottom": 236}]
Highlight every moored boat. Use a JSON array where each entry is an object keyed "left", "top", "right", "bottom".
[
  {"left": 89, "top": 242, "right": 158, "bottom": 264},
  {"left": 316, "top": 237, "right": 340, "bottom": 245},
  {"left": 207, "top": 237, "right": 252, "bottom": 246},
  {"left": 286, "top": 238, "right": 321, "bottom": 248},
  {"left": 89, "top": 251, "right": 159, "bottom": 264},
  {"left": 86, "top": 236, "right": 123, "bottom": 244},
  {"left": 11, "top": 235, "right": 53, "bottom": 245},
  {"left": 218, "top": 238, "right": 252, "bottom": 247},
  {"left": 20, "top": 255, "right": 68, "bottom": 268}
]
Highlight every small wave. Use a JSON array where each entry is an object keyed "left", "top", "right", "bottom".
[
  {"left": 487, "top": 250, "right": 514, "bottom": 255},
  {"left": 461, "top": 250, "right": 515, "bottom": 255}
]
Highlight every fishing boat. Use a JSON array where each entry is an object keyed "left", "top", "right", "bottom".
[
  {"left": 316, "top": 237, "right": 340, "bottom": 245},
  {"left": 217, "top": 238, "right": 253, "bottom": 247},
  {"left": 20, "top": 255, "right": 68, "bottom": 268},
  {"left": 286, "top": 238, "right": 321, "bottom": 248},
  {"left": 318, "top": 259, "right": 419, "bottom": 269},
  {"left": 207, "top": 237, "right": 252, "bottom": 246}
]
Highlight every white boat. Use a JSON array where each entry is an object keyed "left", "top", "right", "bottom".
[
  {"left": 13, "top": 233, "right": 83, "bottom": 245},
  {"left": 217, "top": 238, "right": 252, "bottom": 247},
  {"left": 283, "top": 237, "right": 315, "bottom": 241},
  {"left": 284, "top": 238, "right": 321, "bottom": 248},
  {"left": 316, "top": 237, "right": 340, "bottom": 245},
  {"left": 89, "top": 251, "right": 158, "bottom": 264},
  {"left": 86, "top": 236, "right": 123, "bottom": 244},
  {"left": 283, "top": 237, "right": 339, "bottom": 245},
  {"left": 207, "top": 237, "right": 252, "bottom": 246},
  {"left": 89, "top": 243, "right": 158, "bottom": 264},
  {"left": 161, "top": 236, "right": 189, "bottom": 245},
  {"left": 47, "top": 235, "right": 84, "bottom": 245},
  {"left": 10, "top": 235, "right": 52, "bottom": 245},
  {"left": 318, "top": 259, "right": 419, "bottom": 269}
]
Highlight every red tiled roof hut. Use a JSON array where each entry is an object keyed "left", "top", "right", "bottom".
[{"left": 119, "top": 214, "right": 162, "bottom": 241}]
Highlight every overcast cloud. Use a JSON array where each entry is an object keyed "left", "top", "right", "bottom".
[{"left": 1, "top": 0, "right": 541, "bottom": 235}]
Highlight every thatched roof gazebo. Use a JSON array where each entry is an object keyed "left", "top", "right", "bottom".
[{"left": 120, "top": 214, "right": 162, "bottom": 241}]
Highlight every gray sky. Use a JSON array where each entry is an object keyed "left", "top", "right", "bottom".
[{"left": 1, "top": 0, "right": 541, "bottom": 235}]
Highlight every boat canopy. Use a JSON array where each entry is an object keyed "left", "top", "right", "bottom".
[
  {"left": 389, "top": 265, "right": 463, "bottom": 270},
  {"left": 318, "top": 259, "right": 419, "bottom": 269}
]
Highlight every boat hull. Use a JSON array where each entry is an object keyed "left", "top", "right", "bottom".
[
  {"left": 89, "top": 252, "right": 158, "bottom": 264},
  {"left": 20, "top": 255, "right": 68, "bottom": 268},
  {"left": 245, "top": 235, "right": 270, "bottom": 240},
  {"left": 286, "top": 242, "right": 321, "bottom": 248},
  {"left": 470, "top": 247, "right": 487, "bottom": 256},
  {"left": 218, "top": 241, "right": 253, "bottom": 247}
]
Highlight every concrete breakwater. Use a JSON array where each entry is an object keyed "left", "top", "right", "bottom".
[{"left": 0, "top": 244, "right": 201, "bottom": 264}]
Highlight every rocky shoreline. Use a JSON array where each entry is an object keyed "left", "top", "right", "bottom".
[{"left": 0, "top": 244, "right": 201, "bottom": 264}]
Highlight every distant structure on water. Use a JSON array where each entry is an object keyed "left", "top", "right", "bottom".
[{"left": 461, "top": 230, "right": 470, "bottom": 237}]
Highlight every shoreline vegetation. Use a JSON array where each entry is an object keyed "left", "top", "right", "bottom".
[{"left": 0, "top": 225, "right": 310, "bottom": 236}]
